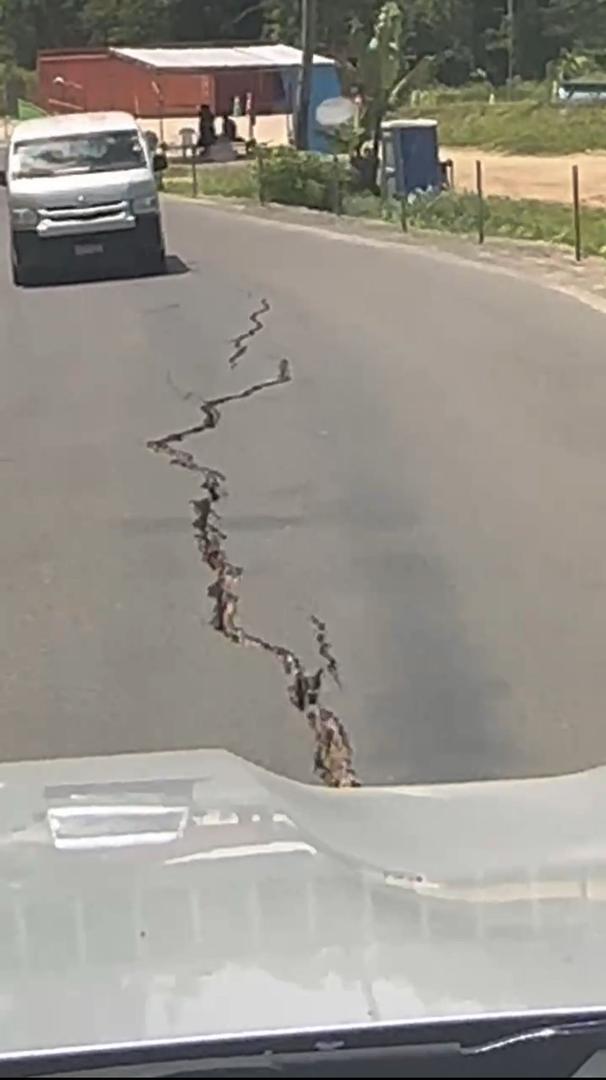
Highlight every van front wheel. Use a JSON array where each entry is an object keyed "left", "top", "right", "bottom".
[
  {"left": 11, "top": 235, "right": 38, "bottom": 287},
  {"left": 150, "top": 245, "right": 166, "bottom": 275},
  {"left": 138, "top": 244, "right": 166, "bottom": 277},
  {"left": 11, "top": 255, "right": 32, "bottom": 287},
  {"left": 12, "top": 260, "right": 41, "bottom": 287}
]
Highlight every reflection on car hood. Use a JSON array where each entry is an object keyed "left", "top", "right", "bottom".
[
  {"left": 8, "top": 166, "right": 153, "bottom": 206},
  {"left": 1, "top": 747, "right": 605, "bottom": 1058}
]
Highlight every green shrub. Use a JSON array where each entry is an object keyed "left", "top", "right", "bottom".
[
  {"left": 0, "top": 63, "right": 38, "bottom": 114},
  {"left": 258, "top": 147, "right": 352, "bottom": 212}
]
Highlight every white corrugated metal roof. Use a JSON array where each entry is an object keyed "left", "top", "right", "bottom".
[{"left": 111, "top": 44, "right": 335, "bottom": 70}]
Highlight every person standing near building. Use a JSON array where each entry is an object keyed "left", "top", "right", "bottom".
[{"left": 197, "top": 104, "right": 217, "bottom": 157}]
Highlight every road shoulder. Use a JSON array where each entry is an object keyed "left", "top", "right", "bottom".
[{"left": 165, "top": 191, "right": 606, "bottom": 318}]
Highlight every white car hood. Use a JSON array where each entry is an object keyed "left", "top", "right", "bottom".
[
  {"left": 0, "top": 747, "right": 605, "bottom": 1060},
  {"left": 8, "top": 166, "right": 154, "bottom": 207}
]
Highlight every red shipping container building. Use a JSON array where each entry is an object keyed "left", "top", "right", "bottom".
[{"left": 37, "top": 44, "right": 332, "bottom": 120}]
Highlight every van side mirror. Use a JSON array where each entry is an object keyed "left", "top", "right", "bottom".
[
  {"left": 0, "top": 169, "right": 6, "bottom": 187},
  {"left": 153, "top": 151, "right": 168, "bottom": 173}
]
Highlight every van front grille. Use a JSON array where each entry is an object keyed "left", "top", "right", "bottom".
[{"left": 41, "top": 200, "right": 129, "bottom": 223}]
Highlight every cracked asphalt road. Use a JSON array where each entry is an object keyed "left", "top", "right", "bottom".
[{"left": 3, "top": 196, "right": 606, "bottom": 786}]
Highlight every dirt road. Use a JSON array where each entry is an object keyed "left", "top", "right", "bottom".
[{"left": 444, "top": 146, "right": 606, "bottom": 207}]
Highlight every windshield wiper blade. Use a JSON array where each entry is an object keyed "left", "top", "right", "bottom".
[
  {"left": 463, "top": 1017, "right": 606, "bottom": 1056},
  {"left": 15, "top": 168, "right": 54, "bottom": 178}
]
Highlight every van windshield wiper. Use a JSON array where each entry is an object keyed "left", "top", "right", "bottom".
[
  {"left": 15, "top": 165, "right": 91, "bottom": 178},
  {"left": 14, "top": 168, "right": 55, "bottom": 178}
]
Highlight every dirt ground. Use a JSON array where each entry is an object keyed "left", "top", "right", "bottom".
[{"left": 443, "top": 146, "right": 606, "bottom": 208}]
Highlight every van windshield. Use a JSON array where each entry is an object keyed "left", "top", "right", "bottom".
[{"left": 12, "top": 131, "right": 146, "bottom": 178}]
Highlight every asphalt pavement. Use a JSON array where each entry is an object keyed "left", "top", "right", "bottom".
[{"left": 3, "top": 196, "right": 606, "bottom": 785}]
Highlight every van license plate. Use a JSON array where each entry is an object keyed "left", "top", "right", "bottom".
[{"left": 75, "top": 242, "right": 104, "bottom": 256}]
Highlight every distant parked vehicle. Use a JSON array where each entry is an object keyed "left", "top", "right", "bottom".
[{"left": 558, "top": 79, "right": 606, "bottom": 104}]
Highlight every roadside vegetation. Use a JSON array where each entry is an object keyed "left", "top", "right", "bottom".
[
  {"left": 165, "top": 153, "right": 606, "bottom": 259},
  {"left": 165, "top": 151, "right": 350, "bottom": 211},
  {"left": 165, "top": 163, "right": 258, "bottom": 200},
  {"left": 0, "top": 60, "right": 36, "bottom": 115},
  {"left": 402, "top": 100, "right": 606, "bottom": 155},
  {"left": 348, "top": 189, "right": 606, "bottom": 255}
]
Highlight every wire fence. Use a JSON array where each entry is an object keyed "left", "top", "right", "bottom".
[{"left": 165, "top": 151, "right": 603, "bottom": 263}]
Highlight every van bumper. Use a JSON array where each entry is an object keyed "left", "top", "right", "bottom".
[{"left": 12, "top": 214, "right": 165, "bottom": 277}]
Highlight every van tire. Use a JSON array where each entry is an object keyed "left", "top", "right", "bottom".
[
  {"left": 12, "top": 262, "right": 40, "bottom": 287},
  {"left": 153, "top": 249, "right": 167, "bottom": 275},
  {"left": 11, "top": 243, "right": 37, "bottom": 287},
  {"left": 141, "top": 245, "right": 166, "bottom": 276},
  {"left": 11, "top": 257, "right": 27, "bottom": 287}
]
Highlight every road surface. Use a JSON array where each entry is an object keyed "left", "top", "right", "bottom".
[{"left": 3, "top": 197, "right": 606, "bottom": 786}]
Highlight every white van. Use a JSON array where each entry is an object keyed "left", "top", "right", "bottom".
[{"left": 1, "top": 111, "right": 166, "bottom": 286}]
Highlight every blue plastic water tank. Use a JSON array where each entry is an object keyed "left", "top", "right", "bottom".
[{"left": 382, "top": 119, "right": 440, "bottom": 195}]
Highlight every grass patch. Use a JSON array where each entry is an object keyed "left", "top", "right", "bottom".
[
  {"left": 164, "top": 162, "right": 257, "bottom": 199},
  {"left": 345, "top": 189, "right": 606, "bottom": 256},
  {"left": 401, "top": 101, "right": 606, "bottom": 155},
  {"left": 420, "top": 80, "right": 550, "bottom": 105}
]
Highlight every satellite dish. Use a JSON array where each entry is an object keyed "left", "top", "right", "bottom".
[{"left": 315, "top": 96, "right": 356, "bottom": 130}]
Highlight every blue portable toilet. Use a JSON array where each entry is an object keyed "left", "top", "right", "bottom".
[{"left": 381, "top": 119, "right": 441, "bottom": 196}]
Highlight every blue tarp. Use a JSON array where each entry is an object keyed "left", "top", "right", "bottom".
[{"left": 279, "top": 64, "right": 342, "bottom": 152}]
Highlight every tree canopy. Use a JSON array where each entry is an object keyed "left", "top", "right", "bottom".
[{"left": 3, "top": 0, "right": 606, "bottom": 83}]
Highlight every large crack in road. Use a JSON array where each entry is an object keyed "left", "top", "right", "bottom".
[
  {"left": 228, "top": 296, "right": 270, "bottom": 370},
  {"left": 147, "top": 303, "right": 360, "bottom": 788}
]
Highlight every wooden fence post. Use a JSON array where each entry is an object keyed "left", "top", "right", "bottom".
[
  {"left": 572, "top": 164, "right": 582, "bottom": 262},
  {"left": 332, "top": 154, "right": 341, "bottom": 215},
  {"left": 191, "top": 152, "right": 198, "bottom": 199},
  {"left": 475, "top": 159, "right": 485, "bottom": 245},
  {"left": 257, "top": 147, "right": 266, "bottom": 205}
]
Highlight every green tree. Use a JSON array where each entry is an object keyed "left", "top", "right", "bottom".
[
  {"left": 0, "top": 0, "right": 266, "bottom": 67},
  {"left": 543, "top": 0, "right": 606, "bottom": 51},
  {"left": 352, "top": 0, "right": 435, "bottom": 189},
  {"left": 82, "top": 0, "right": 171, "bottom": 45},
  {"left": 401, "top": 1, "right": 556, "bottom": 84},
  {"left": 169, "top": 0, "right": 264, "bottom": 42},
  {"left": 1, "top": 0, "right": 85, "bottom": 67},
  {"left": 515, "top": 0, "right": 552, "bottom": 79},
  {"left": 264, "top": 0, "right": 380, "bottom": 60},
  {"left": 404, "top": 0, "right": 474, "bottom": 82},
  {"left": 4, "top": 0, "right": 600, "bottom": 89}
]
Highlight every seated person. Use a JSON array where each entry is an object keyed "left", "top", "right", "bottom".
[{"left": 221, "top": 114, "right": 238, "bottom": 142}]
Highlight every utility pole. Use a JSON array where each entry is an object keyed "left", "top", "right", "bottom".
[
  {"left": 295, "top": 0, "right": 317, "bottom": 150},
  {"left": 507, "top": 0, "right": 515, "bottom": 96}
]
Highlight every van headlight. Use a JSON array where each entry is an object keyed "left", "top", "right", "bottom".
[
  {"left": 132, "top": 194, "right": 159, "bottom": 214},
  {"left": 10, "top": 206, "right": 38, "bottom": 227}
]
